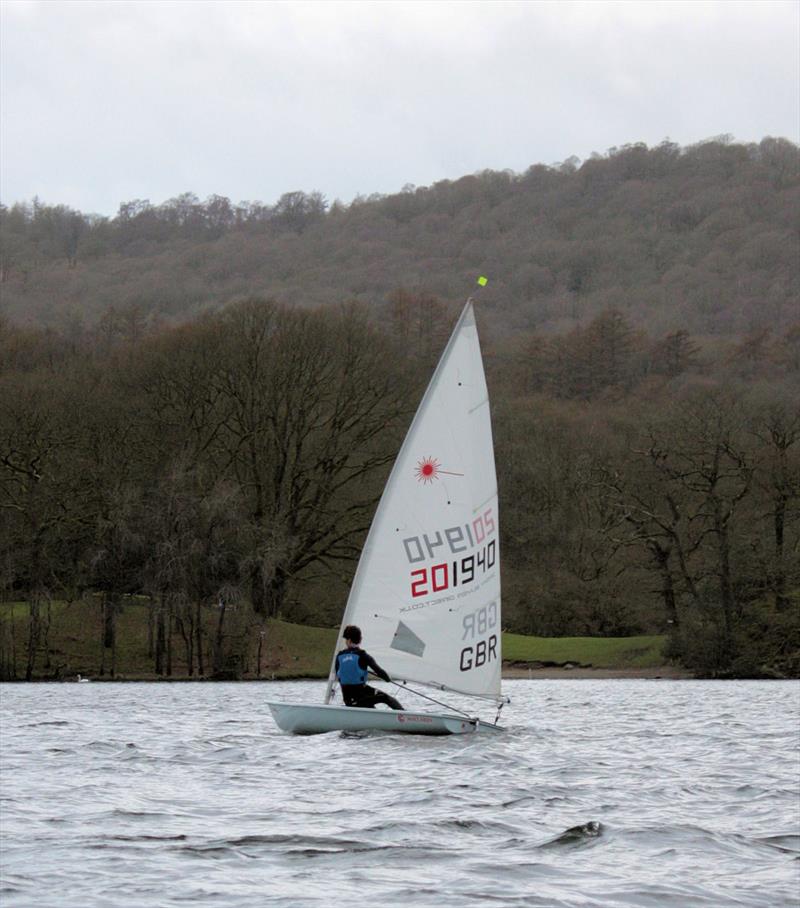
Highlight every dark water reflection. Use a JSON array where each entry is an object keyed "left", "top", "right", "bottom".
[{"left": 1, "top": 680, "right": 798, "bottom": 907}]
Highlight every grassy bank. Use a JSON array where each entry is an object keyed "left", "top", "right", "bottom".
[
  {"left": 503, "top": 633, "right": 668, "bottom": 669},
  {"left": 0, "top": 599, "right": 340, "bottom": 681},
  {"left": 0, "top": 598, "right": 672, "bottom": 680}
]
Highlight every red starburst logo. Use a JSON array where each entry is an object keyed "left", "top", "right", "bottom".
[
  {"left": 415, "top": 457, "right": 440, "bottom": 484},
  {"left": 414, "top": 457, "right": 464, "bottom": 484}
]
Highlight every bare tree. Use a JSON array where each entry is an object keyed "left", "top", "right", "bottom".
[
  {"left": 631, "top": 389, "right": 755, "bottom": 668},
  {"left": 213, "top": 300, "right": 410, "bottom": 617}
]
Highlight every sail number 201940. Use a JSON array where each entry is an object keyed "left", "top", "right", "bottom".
[{"left": 403, "top": 508, "right": 496, "bottom": 598}]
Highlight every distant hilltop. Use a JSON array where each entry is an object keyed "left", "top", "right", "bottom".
[{"left": 0, "top": 136, "right": 797, "bottom": 339}]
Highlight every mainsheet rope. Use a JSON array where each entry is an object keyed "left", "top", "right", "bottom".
[{"left": 387, "top": 677, "right": 474, "bottom": 718}]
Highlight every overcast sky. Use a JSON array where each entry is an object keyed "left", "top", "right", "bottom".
[{"left": 1, "top": 0, "right": 798, "bottom": 216}]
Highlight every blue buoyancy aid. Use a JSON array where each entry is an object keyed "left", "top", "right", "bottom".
[{"left": 337, "top": 650, "right": 368, "bottom": 685}]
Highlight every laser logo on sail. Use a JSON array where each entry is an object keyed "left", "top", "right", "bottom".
[{"left": 414, "top": 456, "right": 464, "bottom": 484}]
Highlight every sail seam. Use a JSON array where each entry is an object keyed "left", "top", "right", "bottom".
[
  {"left": 473, "top": 490, "right": 498, "bottom": 513},
  {"left": 468, "top": 397, "right": 489, "bottom": 413}
]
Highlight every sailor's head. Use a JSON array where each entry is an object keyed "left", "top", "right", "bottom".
[{"left": 343, "top": 625, "right": 362, "bottom": 646}]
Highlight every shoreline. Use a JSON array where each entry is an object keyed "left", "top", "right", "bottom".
[{"left": 3, "top": 665, "right": 696, "bottom": 683}]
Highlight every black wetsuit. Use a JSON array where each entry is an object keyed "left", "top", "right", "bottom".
[{"left": 335, "top": 647, "right": 404, "bottom": 710}]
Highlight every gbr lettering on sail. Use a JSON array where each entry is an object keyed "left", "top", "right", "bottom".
[{"left": 401, "top": 506, "right": 498, "bottom": 673}]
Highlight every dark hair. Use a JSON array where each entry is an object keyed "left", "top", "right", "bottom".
[{"left": 343, "top": 625, "right": 362, "bottom": 644}]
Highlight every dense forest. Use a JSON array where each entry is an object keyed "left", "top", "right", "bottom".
[
  {"left": 1, "top": 136, "right": 798, "bottom": 337},
  {"left": 1, "top": 137, "right": 798, "bottom": 680}
]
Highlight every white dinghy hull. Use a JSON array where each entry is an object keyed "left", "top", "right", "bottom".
[{"left": 266, "top": 701, "right": 503, "bottom": 736}]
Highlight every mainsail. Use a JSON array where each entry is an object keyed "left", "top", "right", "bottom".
[{"left": 326, "top": 300, "right": 501, "bottom": 703}]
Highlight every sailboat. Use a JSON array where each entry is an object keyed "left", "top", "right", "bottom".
[{"left": 267, "top": 297, "right": 506, "bottom": 735}]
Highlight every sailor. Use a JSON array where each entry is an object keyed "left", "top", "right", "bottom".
[{"left": 335, "top": 625, "right": 404, "bottom": 710}]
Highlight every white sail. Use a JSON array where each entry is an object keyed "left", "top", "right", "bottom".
[{"left": 327, "top": 300, "right": 501, "bottom": 702}]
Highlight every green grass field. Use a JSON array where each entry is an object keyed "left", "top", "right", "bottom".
[
  {"left": 0, "top": 598, "right": 669, "bottom": 680},
  {"left": 503, "top": 633, "right": 667, "bottom": 668}
]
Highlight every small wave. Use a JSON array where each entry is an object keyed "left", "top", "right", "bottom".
[
  {"left": 501, "top": 795, "right": 538, "bottom": 808},
  {"left": 177, "top": 844, "right": 232, "bottom": 857},
  {"left": 84, "top": 741, "right": 119, "bottom": 752},
  {"left": 436, "top": 817, "right": 520, "bottom": 835},
  {"left": 181, "top": 833, "right": 363, "bottom": 850},
  {"left": 757, "top": 834, "right": 800, "bottom": 854},
  {"left": 237, "top": 834, "right": 362, "bottom": 847},
  {"left": 23, "top": 720, "right": 69, "bottom": 727},
  {"left": 540, "top": 821, "right": 604, "bottom": 848},
  {"left": 359, "top": 817, "right": 520, "bottom": 839},
  {"left": 173, "top": 832, "right": 388, "bottom": 860},
  {"left": 286, "top": 844, "right": 446, "bottom": 859},
  {"left": 107, "top": 834, "right": 189, "bottom": 842},
  {"left": 108, "top": 808, "right": 171, "bottom": 820},
  {"left": 194, "top": 746, "right": 250, "bottom": 763}
]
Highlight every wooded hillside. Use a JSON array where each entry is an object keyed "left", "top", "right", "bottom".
[
  {"left": 1, "top": 137, "right": 798, "bottom": 680},
  {"left": 1, "top": 137, "right": 798, "bottom": 338}
]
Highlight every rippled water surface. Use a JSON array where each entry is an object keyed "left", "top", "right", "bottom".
[{"left": 1, "top": 680, "right": 798, "bottom": 907}]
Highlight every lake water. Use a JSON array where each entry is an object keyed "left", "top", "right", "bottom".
[{"left": 1, "top": 680, "right": 798, "bottom": 908}]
